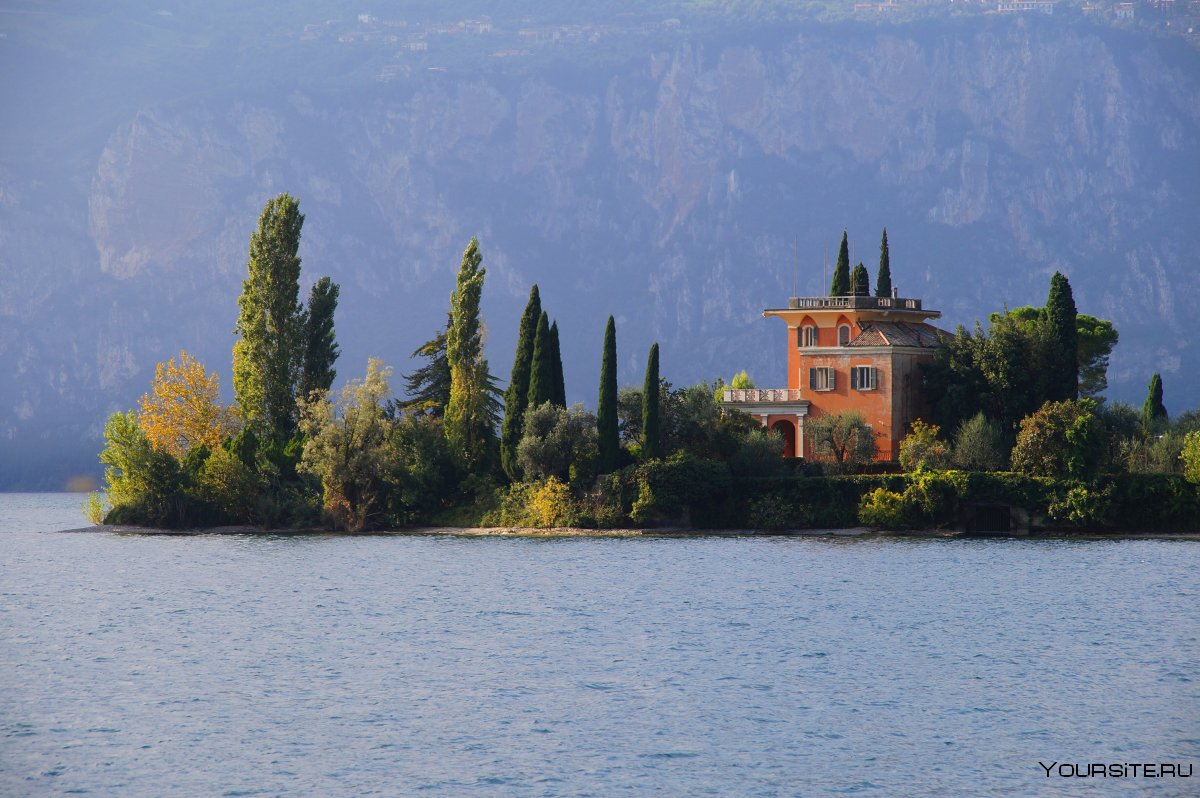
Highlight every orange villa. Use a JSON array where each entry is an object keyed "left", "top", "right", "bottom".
[{"left": 722, "top": 291, "right": 947, "bottom": 461}]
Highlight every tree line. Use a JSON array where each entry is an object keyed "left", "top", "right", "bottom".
[{"left": 94, "top": 201, "right": 1200, "bottom": 532}]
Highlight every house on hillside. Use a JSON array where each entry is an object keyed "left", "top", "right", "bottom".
[{"left": 721, "top": 292, "right": 947, "bottom": 461}]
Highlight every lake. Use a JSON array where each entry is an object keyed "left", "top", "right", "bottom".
[{"left": 1, "top": 493, "right": 1196, "bottom": 796}]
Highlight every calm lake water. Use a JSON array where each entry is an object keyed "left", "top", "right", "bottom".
[{"left": 1, "top": 493, "right": 1196, "bottom": 797}]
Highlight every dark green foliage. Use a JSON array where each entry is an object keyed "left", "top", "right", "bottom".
[
  {"left": 830, "top": 230, "right": 850, "bottom": 295},
  {"left": 641, "top": 343, "right": 662, "bottom": 460},
  {"left": 1142, "top": 372, "right": 1167, "bottom": 433},
  {"left": 1045, "top": 272, "right": 1079, "bottom": 402},
  {"left": 1076, "top": 315, "right": 1118, "bottom": 398},
  {"left": 850, "top": 263, "right": 869, "bottom": 296},
  {"left": 597, "top": 316, "right": 619, "bottom": 474},
  {"left": 527, "top": 311, "right": 554, "bottom": 409},
  {"left": 299, "top": 276, "right": 340, "bottom": 400},
  {"left": 385, "top": 413, "right": 459, "bottom": 524},
  {"left": 617, "top": 386, "right": 644, "bottom": 444},
  {"left": 549, "top": 320, "right": 566, "bottom": 408},
  {"left": 233, "top": 193, "right": 306, "bottom": 439},
  {"left": 517, "top": 402, "right": 599, "bottom": 486},
  {"left": 501, "top": 285, "right": 541, "bottom": 479},
  {"left": 875, "top": 228, "right": 892, "bottom": 298},
  {"left": 630, "top": 454, "right": 732, "bottom": 526},
  {"left": 398, "top": 319, "right": 451, "bottom": 416}
]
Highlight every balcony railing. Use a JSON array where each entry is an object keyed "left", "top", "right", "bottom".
[
  {"left": 787, "top": 295, "right": 922, "bottom": 310},
  {"left": 722, "top": 388, "right": 804, "bottom": 403}
]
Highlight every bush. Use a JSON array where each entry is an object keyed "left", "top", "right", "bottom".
[
  {"left": 898, "top": 420, "right": 949, "bottom": 472},
  {"left": 1011, "top": 399, "right": 1104, "bottom": 479},
  {"left": 858, "top": 488, "right": 909, "bottom": 528},
  {"left": 951, "top": 413, "right": 1007, "bottom": 471},
  {"left": 1183, "top": 431, "right": 1200, "bottom": 485},
  {"left": 516, "top": 402, "right": 598, "bottom": 486}
]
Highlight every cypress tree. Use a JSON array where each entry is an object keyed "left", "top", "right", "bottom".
[
  {"left": 1142, "top": 373, "right": 1168, "bottom": 432},
  {"left": 444, "top": 237, "right": 494, "bottom": 471},
  {"left": 850, "top": 263, "right": 870, "bottom": 297},
  {"left": 597, "top": 316, "right": 619, "bottom": 473},
  {"left": 501, "top": 285, "right": 541, "bottom": 478},
  {"left": 233, "top": 193, "right": 306, "bottom": 439},
  {"left": 875, "top": 228, "right": 892, "bottom": 298},
  {"left": 549, "top": 320, "right": 566, "bottom": 408},
  {"left": 830, "top": 230, "right": 850, "bottom": 296},
  {"left": 299, "top": 276, "right": 340, "bottom": 401},
  {"left": 642, "top": 343, "right": 661, "bottom": 461},
  {"left": 527, "top": 311, "right": 554, "bottom": 409},
  {"left": 1045, "top": 271, "right": 1079, "bottom": 401}
]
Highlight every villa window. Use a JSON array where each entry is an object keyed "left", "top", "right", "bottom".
[
  {"left": 809, "top": 367, "right": 836, "bottom": 392},
  {"left": 851, "top": 366, "right": 878, "bottom": 391},
  {"left": 838, "top": 324, "right": 851, "bottom": 346},
  {"left": 799, "top": 325, "right": 818, "bottom": 347}
]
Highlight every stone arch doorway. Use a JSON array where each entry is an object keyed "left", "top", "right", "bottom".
[{"left": 771, "top": 419, "right": 797, "bottom": 458}]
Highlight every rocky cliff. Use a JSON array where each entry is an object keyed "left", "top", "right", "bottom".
[{"left": 2, "top": 10, "right": 1198, "bottom": 487}]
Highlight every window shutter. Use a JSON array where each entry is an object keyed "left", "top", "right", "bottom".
[
  {"left": 829, "top": 370, "right": 836, "bottom": 390},
  {"left": 851, "top": 368, "right": 859, "bottom": 390},
  {"left": 809, "top": 368, "right": 816, "bottom": 389}
]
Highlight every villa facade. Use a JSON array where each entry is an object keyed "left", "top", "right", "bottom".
[{"left": 722, "top": 294, "right": 946, "bottom": 461}]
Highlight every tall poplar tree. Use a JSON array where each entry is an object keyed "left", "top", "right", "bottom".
[
  {"left": 1142, "top": 373, "right": 1168, "bottom": 433},
  {"left": 850, "top": 263, "right": 870, "bottom": 296},
  {"left": 444, "top": 237, "right": 495, "bottom": 471},
  {"left": 501, "top": 285, "right": 541, "bottom": 478},
  {"left": 527, "top": 311, "right": 554, "bottom": 410},
  {"left": 549, "top": 320, "right": 566, "bottom": 408},
  {"left": 830, "top": 230, "right": 850, "bottom": 296},
  {"left": 233, "top": 193, "right": 306, "bottom": 439},
  {"left": 642, "top": 343, "right": 662, "bottom": 461},
  {"left": 597, "top": 316, "right": 619, "bottom": 473},
  {"left": 299, "top": 276, "right": 340, "bottom": 401},
  {"left": 1045, "top": 271, "right": 1079, "bottom": 402},
  {"left": 876, "top": 228, "right": 892, "bottom": 298}
]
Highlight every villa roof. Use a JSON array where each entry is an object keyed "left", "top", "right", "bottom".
[{"left": 848, "top": 321, "right": 948, "bottom": 348}]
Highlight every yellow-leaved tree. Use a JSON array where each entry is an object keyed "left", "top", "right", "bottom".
[{"left": 137, "top": 350, "right": 241, "bottom": 457}]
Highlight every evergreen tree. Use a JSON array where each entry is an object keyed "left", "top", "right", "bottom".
[
  {"left": 642, "top": 343, "right": 662, "bottom": 460},
  {"left": 444, "top": 237, "right": 496, "bottom": 471},
  {"left": 527, "top": 311, "right": 554, "bottom": 410},
  {"left": 299, "top": 276, "right": 340, "bottom": 400},
  {"left": 549, "top": 320, "right": 566, "bottom": 408},
  {"left": 830, "top": 230, "right": 850, "bottom": 295},
  {"left": 501, "top": 285, "right": 542, "bottom": 479},
  {"left": 233, "top": 193, "right": 306, "bottom": 439},
  {"left": 1045, "top": 271, "right": 1079, "bottom": 401},
  {"left": 597, "top": 316, "right": 619, "bottom": 473},
  {"left": 875, "top": 228, "right": 892, "bottom": 298},
  {"left": 850, "top": 263, "right": 870, "bottom": 296},
  {"left": 398, "top": 317, "right": 451, "bottom": 416},
  {"left": 1142, "top": 373, "right": 1168, "bottom": 433}
]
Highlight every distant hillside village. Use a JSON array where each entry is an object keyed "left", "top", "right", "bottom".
[
  {"left": 287, "top": 0, "right": 1200, "bottom": 78},
  {"left": 91, "top": 196, "right": 1200, "bottom": 535}
]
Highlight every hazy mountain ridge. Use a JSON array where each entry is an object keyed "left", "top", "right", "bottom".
[{"left": 2, "top": 11, "right": 1198, "bottom": 488}]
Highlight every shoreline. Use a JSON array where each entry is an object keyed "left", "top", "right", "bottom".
[{"left": 53, "top": 524, "right": 1200, "bottom": 540}]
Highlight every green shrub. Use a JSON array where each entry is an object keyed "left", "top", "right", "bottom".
[{"left": 858, "top": 488, "right": 909, "bottom": 528}]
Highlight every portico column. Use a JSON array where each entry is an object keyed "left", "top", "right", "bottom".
[{"left": 796, "top": 415, "right": 805, "bottom": 459}]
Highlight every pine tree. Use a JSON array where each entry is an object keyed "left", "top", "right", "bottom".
[
  {"left": 597, "top": 316, "right": 619, "bottom": 473},
  {"left": 642, "top": 343, "right": 662, "bottom": 460},
  {"left": 850, "top": 263, "right": 870, "bottom": 297},
  {"left": 875, "top": 228, "right": 892, "bottom": 298},
  {"left": 233, "top": 193, "right": 306, "bottom": 440},
  {"left": 1045, "top": 271, "right": 1079, "bottom": 402},
  {"left": 830, "top": 230, "right": 850, "bottom": 295},
  {"left": 527, "top": 311, "right": 554, "bottom": 410},
  {"left": 501, "top": 285, "right": 541, "bottom": 478},
  {"left": 398, "top": 316, "right": 451, "bottom": 416},
  {"left": 444, "top": 237, "right": 495, "bottom": 471},
  {"left": 1142, "top": 373, "right": 1168, "bottom": 433},
  {"left": 549, "top": 320, "right": 566, "bottom": 408},
  {"left": 299, "top": 276, "right": 340, "bottom": 400}
]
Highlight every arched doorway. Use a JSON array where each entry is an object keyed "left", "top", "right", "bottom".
[{"left": 771, "top": 419, "right": 797, "bottom": 458}]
